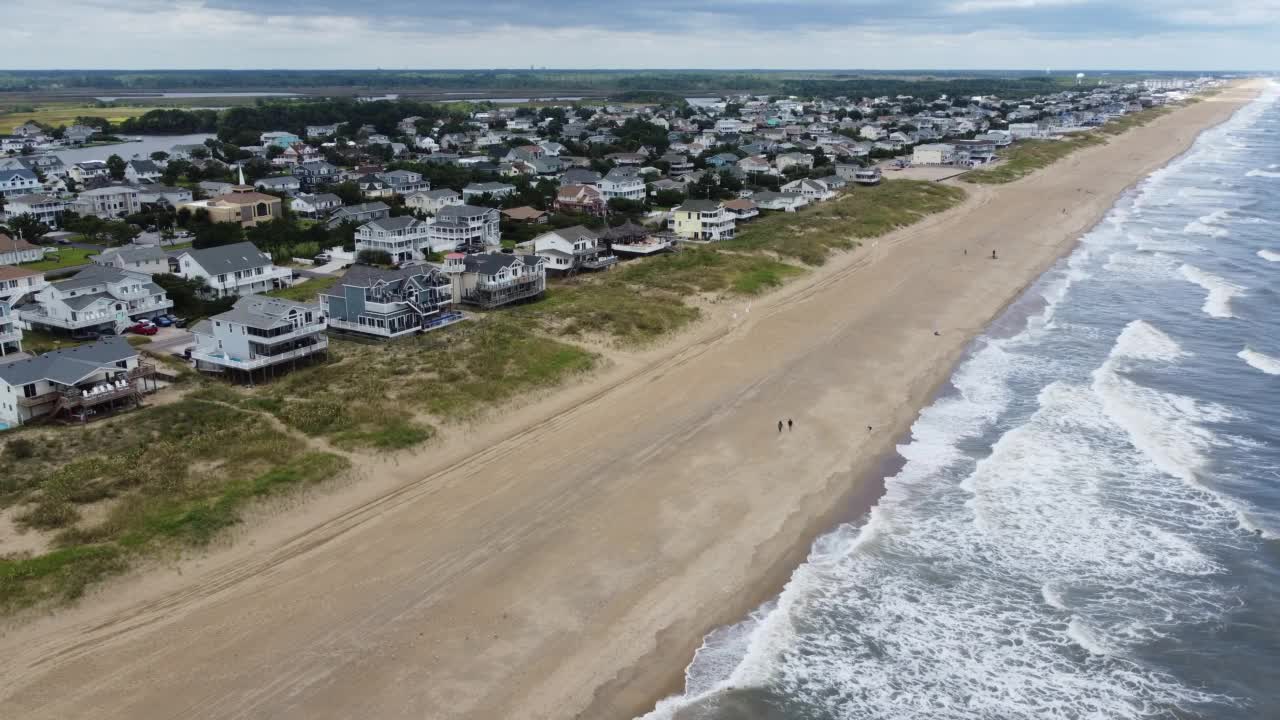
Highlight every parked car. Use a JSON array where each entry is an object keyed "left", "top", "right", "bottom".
[
  {"left": 173, "top": 317, "right": 189, "bottom": 328},
  {"left": 313, "top": 253, "right": 332, "bottom": 264},
  {"left": 153, "top": 315, "right": 173, "bottom": 327},
  {"left": 127, "top": 323, "right": 158, "bottom": 336}
]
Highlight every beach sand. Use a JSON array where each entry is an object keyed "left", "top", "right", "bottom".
[{"left": 0, "top": 81, "right": 1261, "bottom": 720}]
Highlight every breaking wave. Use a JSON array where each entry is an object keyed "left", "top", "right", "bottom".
[
  {"left": 1238, "top": 347, "right": 1280, "bottom": 375},
  {"left": 1179, "top": 264, "right": 1244, "bottom": 318}
]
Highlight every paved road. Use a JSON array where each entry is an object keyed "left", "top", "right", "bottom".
[{"left": 145, "top": 327, "right": 193, "bottom": 355}]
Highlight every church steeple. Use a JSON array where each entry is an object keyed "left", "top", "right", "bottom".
[{"left": 231, "top": 163, "right": 252, "bottom": 193}]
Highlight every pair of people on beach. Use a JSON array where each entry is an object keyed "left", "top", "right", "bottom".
[{"left": 778, "top": 419, "right": 793, "bottom": 433}]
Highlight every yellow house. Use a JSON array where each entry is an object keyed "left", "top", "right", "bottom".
[
  {"left": 179, "top": 191, "right": 282, "bottom": 228},
  {"left": 670, "top": 199, "right": 736, "bottom": 242}
]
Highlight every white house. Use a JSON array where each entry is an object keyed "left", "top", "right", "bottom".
[
  {"left": 517, "top": 225, "right": 616, "bottom": 275},
  {"left": 0, "top": 299, "right": 21, "bottom": 357},
  {"left": 0, "top": 337, "right": 155, "bottom": 429},
  {"left": 68, "top": 161, "right": 110, "bottom": 184},
  {"left": 0, "top": 265, "right": 47, "bottom": 304},
  {"left": 405, "top": 189, "right": 463, "bottom": 215},
  {"left": 355, "top": 216, "right": 447, "bottom": 263},
  {"left": 461, "top": 182, "right": 516, "bottom": 201},
  {"left": 775, "top": 153, "right": 815, "bottom": 172},
  {"left": 912, "top": 143, "right": 957, "bottom": 165},
  {"left": 124, "top": 160, "right": 163, "bottom": 183},
  {"left": 737, "top": 155, "right": 773, "bottom": 174},
  {"left": 72, "top": 186, "right": 141, "bottom": 219},
  {"left": 290, "top": 192, "right": 343, "bottom": 218},
  {"left": 598, "top": 168, "right": 646, "bottom": 202},
  {"left": 442, "top": 252, "right": 546, "bottom": 308},
  {"left": 751, "top": 191, "right": 810, "bottom": 212},
  {"left": 171, "top": 242, "right": 293, "bottom": 298},
  {"left": 134, "top": 184, "right": 193, "bottom": 206},
  {"left": 428, "top": 204, "right": 501, "bottom": 254},
  {"left": 781, "top": 178, "right": 836, "bottom": 202},
  {"left": 92, "top": 245, "right": 170, "bottom": 275},
  {"left": 18, "top": 265, "right": 172, "bottom": 334},
  {"left": 2, "top": 193, "right": 65, "bottom": 227},
  {"left": 0, "top": 233, "right": 43, "bottom": 265},
  {"left": 0, "top": 169, "right": 41, "bottom": 199},
  {"left": 254, "top": 175, "right": 302, "bottom": 194},
  {"left": 190, "top": 295, "right": 328, "bottom": 380}
]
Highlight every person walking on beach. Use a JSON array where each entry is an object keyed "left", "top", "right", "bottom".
[
  {"left": 992, "top": 249, "right": 998, "bottom": 260},
  {"left": 778, "top": 420, "right": 784, "bottom": 433},
  {"left": 788, "top": 419, "right": 793, "bottom": 431}
]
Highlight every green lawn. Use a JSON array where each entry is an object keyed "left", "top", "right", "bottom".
[
  {"left": 21, "top": 247, "right": 96, "bottom": 272},
  {"left": 265, "top": 275, "right": 339, "bottom": 302}
]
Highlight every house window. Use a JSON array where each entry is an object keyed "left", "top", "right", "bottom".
[{"left": 23, "top": 383, "right": 38, "bottom": 398}]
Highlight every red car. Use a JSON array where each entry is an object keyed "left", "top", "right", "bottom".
[{"left": 127, "top": 322, "right": 158, "bottom": 336}]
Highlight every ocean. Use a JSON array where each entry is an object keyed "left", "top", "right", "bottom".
[{"left": 643, "top": 83, "right": 1280, "bottom": 720}]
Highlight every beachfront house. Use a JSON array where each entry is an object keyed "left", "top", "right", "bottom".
[
  {"left": 0, "top": 300, "right": 22, "bottom": 357},
  {"left": 190, "top": 295, "right": 328, "bottom": 381},
  {"left": 428, "top": 204, "right": 501, "bottom": 254},
  {"left": 0, "top": 233, "right": 43, "bottom": 265},
  {"left": 320, "top": 264, "right": 460, "bottom": 339},
  {"left": 0, "top": 337, "right": 157, "bottom": 429},
  {"left": 442, "top": 252, "right": 546, "bottom": 309},
  {"left": 18, "top": 265, "right": 172, "bottom": 335},
  {"left": 517, "top": 225, "right": 617, "bottom": 275},
  {"left": 171, "top": 242, "right": 293, "bottom": 298},
  {"left": 780, "top": 178, "right": 837, "bottom": 202},
  {"left": 752, "top": 192, "right": 810, "bottom": 212},
  {"left": 598, "top": 168, "right": 646, "bottom": 202},
  {"left": 912, "top": 143, "right": 957, "bottom": 166},
  {"left": 670, "top": 200, "right": 736, "bottom": 242},
  {"left": 723, "top": 198, "right": 760, "bottom": 222},
  {"left": 92, "top": 245, "right": 170, "bottom": 275},
  {"left": 0, "top": 265, "right": 47, "bottom": 304}
]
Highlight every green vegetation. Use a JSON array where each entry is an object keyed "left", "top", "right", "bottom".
[
  {"left": 0, "top": 400, "right": 349, "bottom": 613},
  {"left": 21, "top": 247, "right": 96, "bottom": 272},
  {"left": 17, "top": 328, "right": 88, "bottom": 355},
  {"left": 265, "top": 276, "right": 339, "bottom": 302},
  {"left": 962, "top": 135, "right": 1106, "bottom": 185},
  {"left": 1098, "top": 106, "right": 1172, "bottom": 136},
  {"left": 0, "top": 103, "right": 163, "bottom": 133},
  {"left": 194, "top": 318, "right": 596, "bottom": 448},
  {"left": 727, "top": 180, "right": 967, "bottom": 265}
]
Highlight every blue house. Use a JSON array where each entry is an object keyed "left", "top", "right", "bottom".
[{"left": 320, "top": 264, "right": 460, "bottom": 339}]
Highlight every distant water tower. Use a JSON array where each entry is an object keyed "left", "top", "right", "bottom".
[{"left": 1076, "top": 72, "right": 1086, "bottom": 86}]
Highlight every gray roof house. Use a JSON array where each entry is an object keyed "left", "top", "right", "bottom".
[
  {"left": 441, "top": 251, "right": 546, "bottom": 309},
  {"left": 190, "top": 294, "right": 328, "bottom": 380},
  {"left": 0, "top": 336, "right": 156, "bottom": 428},
  {"left": 320, "top": 264, "right": 460, "bottom": 338},
  {"left": 17, "top": 265, "right": 172, "bottom": 333},
  {"left": 92, "top": 245, "right": 170, "bottom": 275},
  {"left": 327, "top": 201, "right": 391, "bottom": 228},
  {"left": 171, "top": 242, "right": 292, "bottom": 298}
]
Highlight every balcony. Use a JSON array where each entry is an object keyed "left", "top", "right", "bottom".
[
  {"left": 193, "top": 336, "right": 329, "bottom": 371},
  {"left": 0, "top": 328, "right": 20, "bottom": 345},
  {"left": 467, "top": 275, "right": 545, "bottom": 308},
  {"left": 244, "top": 323, "right": 327, "bottom": 346}
]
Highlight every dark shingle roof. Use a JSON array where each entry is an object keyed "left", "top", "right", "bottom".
[
  {"left": 181, "top": 242, "right": 272, "bottom": 275},
  {"left": 0, "top": 337, "right": 137, "bottom": 387}
]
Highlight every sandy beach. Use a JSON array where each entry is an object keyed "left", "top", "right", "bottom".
[{"left": 0, "top": 82, "right": 1260, "bottom": 720}]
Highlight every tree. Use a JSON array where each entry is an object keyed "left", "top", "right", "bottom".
[
  {"left": 150, "top": 151, "right": 170, "bottom": 163},
  {"left": 193, "top": 221, "right": 244, "bottom": 249},
  {"left": 332, "top": 180, "right": 363, "bottom": 206},
  {"left": 5, "top": 214, "right": 50, "bottom": 242},
  {"left": 106, "top": 154, "right": 127, "bottom": 181},
  {"left": 151, "top": 273, "right": 235, "bottom": 317}
]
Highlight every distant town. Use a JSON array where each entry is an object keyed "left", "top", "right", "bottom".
[{"left": 0, "top": 73, "right": 1217, "bottom": 429}]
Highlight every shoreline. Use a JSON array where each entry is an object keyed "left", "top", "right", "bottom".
[{"left": 0, "top": 81, "right": 1263, "bottom": 720}]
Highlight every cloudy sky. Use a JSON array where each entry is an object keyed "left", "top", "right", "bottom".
[{"left": 3, "top": 0, "right": 1277, "bottom": 70}]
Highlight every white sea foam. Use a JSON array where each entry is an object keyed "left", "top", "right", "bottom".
[
  {"left": 1178, "top": 264, "right": 1244, "bottom": 318},
  {"left": 1259, "top": 249, "right": 1280, "bottom": 262},
  {"left": 1068, "top": 617, "right": 1118, "bottom": 656},
  {"left": 1238, "top": 347, "right": 1280, "bottom": 375},
  {"left": 1246, "top": 168, "right": 1280, "bottom": 178}
]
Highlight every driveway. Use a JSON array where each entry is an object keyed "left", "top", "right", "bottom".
[{"left": 145, "top": 327, "right": 194, "bottom": 355}]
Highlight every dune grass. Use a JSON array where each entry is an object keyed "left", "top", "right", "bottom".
[
  {"left": 1097, "top": 106, "right": 1172, "bottom": 136},
  {"left": 726, "top": 180, "right": 967, "bottom": 264},
  {"left": 0, "top": 400, "right": 350, "bottom": 613},
  {"left": 961, "top": 135, "right": 1106, "bottom": 185}
]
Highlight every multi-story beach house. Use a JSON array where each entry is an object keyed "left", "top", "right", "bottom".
[
  {"left": 190, "top": 295, "right": 328, "bottom": 381},
  {"left": 442, "top": 251, "right": 546, "bottom": 308},
  {"left": 2, "top": 193, "right": 65, "bottom": 227},
  {"left": 92, "top": 245, "right": 170, "bottom": 275},
  {"left": 670, "top": 200, "right": 736, "bottom": 242},
  {"left": 134, "top": 185, "right": 193, "bottom": 206},
  {"left": 461, "top": 182, "right": 516, "bottom": 202},
  {"left": 517, "top": 225, "right": 617, "bottom": 275},
  {"left": 0, "top": 299, "right": 22, "bottom": 357},
  {"left": 598, "top": 168, "right": 646, "bottom": 202},
  {"left": 376, "top": 170, "right": 428, "bottom": 196},
  {"left": 405, "top": 189, "right": 463, "bottom": 216},
  {"left": 912, "top": 143, "right": 957, "bottom": 165},
  {"left": 69, "top": 161, "right": 109, "bottom": 185},
  {"left": 320, "top": 264, "right": 460, "bottom": 339},
  {"left": 780, "top": 178, "right": 837, "bottom": 202},
  {"left": 553, "top": 184, "right": 608, "bottom": 217},
  {"left": 290, "top": 193, "right": 343, "bottom": 218},
  {"left": 18, "top": 265, "right": 172, "bottom": 334},
  {"left": 354, "top": 216, "right": 447, "bottom": 263},
  {"left": 0, "top": 265, "right": 47, "bottom": 304},
  {"left": 72, "top": 186, "right": 142, "bottom": 219},
  {"left": 292, "top": 161, "right": 342, "bottom": 189},
  {"left": 0, "top": 233, "right": 44, "bottom": 265},
  {"left": 0, "top": 169, "right": 41, "bottom": 199},
  {"left": 124, "top": 160, "right": 163, "bottom": 183},
  {"left": 428, "top": 204, "right": 501, "bottom": 254},
  {"left": 0, "top": 337, "right": 157, "bottom": 429},
  {"left": 751, "top": 191, "right": 810, "bottom": 212},
  {"left": 170, "top": 242, "right": 293, "bottom": 298}
]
